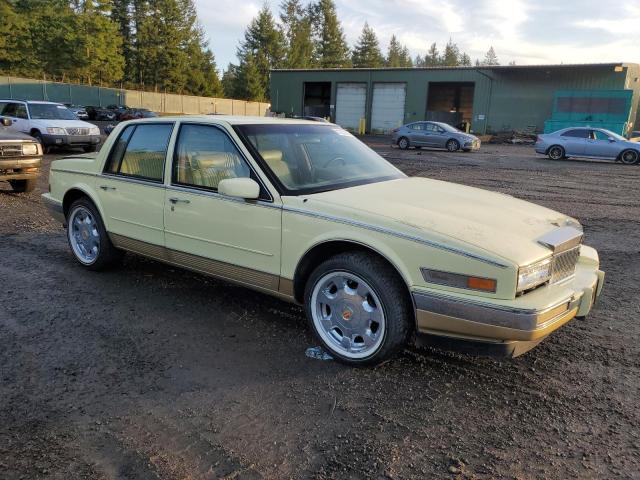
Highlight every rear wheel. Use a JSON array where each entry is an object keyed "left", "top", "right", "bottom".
[
  {"left": 620, "top": 149, "right": 639, "bottom": 165},
  {"left": 548, "top": 145, "right": 565, "bottom": 160},
  {"left": 66, "top": 198, "right": 122, "bottom": 270},
  {"left": 9, "top": 179, "right": 36, "bottom": 193},
  {"left": 304, "top": 251, "right": 412, "bottom": 366},
  {"left": 446, "top": 139, "right": 460, "bottom": 152},
  {"left": 397, "top": 137, "right": 410, "bottom": 150}
]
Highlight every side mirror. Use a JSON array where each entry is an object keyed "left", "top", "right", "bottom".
[
  {"left": 1, "top": 118, "right": 12, "bottom": 127},
  {"left": 218, "top": 177, "right": 260, "bottom": 200},
  {"left": 608, "top": 137, "right": 616, "bottom": 142}
]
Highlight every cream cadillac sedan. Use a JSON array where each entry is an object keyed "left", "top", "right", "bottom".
[{"left": 42, "top": 117, "right": 604, "bottom": 365}]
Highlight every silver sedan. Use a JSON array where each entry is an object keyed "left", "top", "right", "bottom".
[
  {"left": 391, "top": 121, "right": 481, "bottom": 152},
  {"left": 535, "top": 127, "right": 640, "bottom": 165}
]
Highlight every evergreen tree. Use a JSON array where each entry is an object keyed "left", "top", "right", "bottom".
[
  {"left": 459, "top": 52, "right": 472, "bottom": 66},
  {"left": 280, "top": 0, "right": 314, "bottom": 69},
  {"left": 221, "top": 64, "right": 240, "bottom": 98},
  {"left": 414, "top": 54, "right": 424, "bottom": 68},
  {"left": 236, "top": 53, "right": 265, "bottom": 101},
  {"left": 400, "top": 46, "right": 413, "bottom": 67},
  {"left": 442, "top": 38, "right": 459, "bottom": 66},
  {"left": 351, "top": 22, "right": 384, "bottom": 68},
  {"left": 310, "top": 0, "right": 350, "bottom": 68},
  {"left": 482, "top": 46, "right": 499, "bottom": 65},
  {"left": 425, "top": 42, "right": 440, "bottom": 66},
  {"left": 386, "top": 35, "right": 403, "bottom": 67}
]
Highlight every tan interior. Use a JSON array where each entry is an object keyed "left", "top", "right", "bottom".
[{"left": 260, "top": 149, "right": 292, "bottom": 186}]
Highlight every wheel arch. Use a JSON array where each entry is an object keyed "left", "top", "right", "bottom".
[
  {"left": 292, "top": 239, "right": 415, "bottom": 314},
  {"left": 62, "top": 187, "right": 106, "bottom": 223}
]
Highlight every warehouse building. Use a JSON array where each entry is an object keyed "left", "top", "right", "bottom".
[{"left": 270, "top": 63, "right": 640, "bottom": 136}]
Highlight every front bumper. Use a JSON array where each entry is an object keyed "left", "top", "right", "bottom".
[
  {"left": 412, "top": 252, "right": 604, "bottom": 357},
  {"left": 42, "top": 193, "right": 65, "bottom": 224},
  {"left": 462, "top": 139, "right": 481, "bottom": 151},
  {"left": 0, "top": 156, "right": 41, "bottom": 181},
  {"left": 41, "top": 134, "right": 101, "bottom": 148}
]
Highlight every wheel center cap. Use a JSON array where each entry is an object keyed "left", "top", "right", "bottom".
[
  {"left": 81, "top": 229, "right": 89, "bottom": 240},
  {"left": 341, "top": 306, "right": 354, "bottom": 322}
]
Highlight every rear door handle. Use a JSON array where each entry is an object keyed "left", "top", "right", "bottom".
[
  {"left": 100, "top": 185, "right": 116, "bottom": 190},
  {"left": 169, "top": 197, "right": 190, "bottom": 204}
]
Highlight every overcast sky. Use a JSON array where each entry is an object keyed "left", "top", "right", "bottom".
[{"left": 194, "top": 0, "right": 639, "bottom": 71}]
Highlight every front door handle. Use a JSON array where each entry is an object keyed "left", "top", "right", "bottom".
[
  {"left": 100, "top": 185, "right": 116, "bottom": 190},
  {"left": 169, "top": 197, "right": 190, "bottom": 204}
]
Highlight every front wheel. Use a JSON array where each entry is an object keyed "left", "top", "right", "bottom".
[
  {"left": 397, "top": 137, "right": 410, "bottom": 150},
  {"left": 9, "top": 179, "right": 36, "bottom": 193},
  {"left": 304, "top": 252, "right": 412, "bottom": 366},
  {"left": 31, "top": 130, "right": 50, "bottom": 154},
  {"left": 83, "top": 145, "right": 97, "bottom": 153},
  {"left": 66, "top": 198, "right": 122, "bottom": 270},
  {"left": 620, "top": 149, "right": 639, "bottom": 165},
  {"left": 446, "top": 139, "right": 460, "bottom": 152}
]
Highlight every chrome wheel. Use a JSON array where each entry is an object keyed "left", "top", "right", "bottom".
[
  {"left": 398, "top": 137, "right": 409, "bottom": 150},
  {"left": 621, "top": 149, "right": 639, "bottom": 165},
  {"left": 446, "top": 139, "right": 459, "bottom": 152},
  {"left": 310, "top": 271, "right": 386, "bottom": 359},
  {"left": 68, "top": 206, "right": 100, "bottom": 265},
  {"left": 548, "top": 146, "right": 564, "bottom": 160}
]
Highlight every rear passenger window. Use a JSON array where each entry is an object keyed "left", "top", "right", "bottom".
[
  {"left": 172, "top": 124, "right": 250, "bottom": 191},
  {"left": 561, "top": 129, "right": 588, "bottom": 138},
  {"left": 104, "top": 124, "right": 173, "bottom": 182}
]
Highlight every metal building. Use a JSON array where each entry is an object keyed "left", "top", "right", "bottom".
[{"left": 270, "top": 63, "right": 640, "bottom": 135}]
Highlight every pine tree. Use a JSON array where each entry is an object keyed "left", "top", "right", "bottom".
[
  {"left": 459, "top": 52, "right": 472, "bottom": 66},
  {"left": 221, "top": 64, "right": 240, "bottom": 98},
  {"left": 400, "top": 46, "right": 413, "bottom": 67},
  {"left": 236, "top": 53, "right": 265, "bottom": 101},
  {"left": 310, "top": 0, "right": 350, "bottom": 68},
  {"left": 351, "top": 22, "right": 384, "bottom": 68},
  {"left": 386, "top": 35, "right": 403, "bottom": 67},
  {"left": 414, "top": 54, "right": 424, "bottom": 68},
  {"left": 482, "top": 46, "right": 499, "bottom": 66},
  {"left": 425, "top": 43, "right": 440, "bottom": 66},
  {"left": 280, "top": 0, "right": 315, "bottom": 69},
  {"left": 442, "top": 38, "right": 459, "bottom": 66}
]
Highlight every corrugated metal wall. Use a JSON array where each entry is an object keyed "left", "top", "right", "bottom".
[
  {"left": 271, "top": 64, "right": 637, "bottom": 134},
  {"left": 0, "top": 76, "right": 271, "bottom": 117}
]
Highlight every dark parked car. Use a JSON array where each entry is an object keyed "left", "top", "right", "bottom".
[
  {"left": 85, "top": 106, "right": 116, "bottom": 121},
  {"left": 65, "top": 105, "right": 89, "bottom": 120},
  {"left": 119, "top": 108, "right": 158, "bottom": 121},
  {"left": 0, "top": 118, "right": 42, "bottom": 192},
  {"left": 105, "top": 105, "right": 130, "bottom": 120}
]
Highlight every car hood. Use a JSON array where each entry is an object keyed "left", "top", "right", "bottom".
[
  {"left": 0, "top": 128, "right": 37, "bottom": 142},
  {"left": 303, "top": 177, "right": 576, "bottom": 265},
  {"left": 29, "top": 119, "right": 96, "bottom": 128}
]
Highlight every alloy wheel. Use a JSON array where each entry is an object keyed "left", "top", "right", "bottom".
[{"left": 68, "top": 206, "right": 100, "bottom": 265}]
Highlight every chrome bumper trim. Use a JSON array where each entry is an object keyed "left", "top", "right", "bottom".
[{"left": 412, "top": 290, "right": 580, "bottom": 331}]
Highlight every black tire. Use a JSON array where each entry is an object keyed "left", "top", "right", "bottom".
[
  {"left": 548, "top": 145, "right": 565, "bottom": 160},
  {"left": 31, "top": 130, "right": 50, "bottom": 154},
  {"left": 9, "top": 179, "right": 36, "bottom": 193},
  {"left": 397, "top": 137, "right": 410, "bottom": 150},
  {"left": 620, "top": 149, "right": 639, "bottom": 165},
  {"left": 66, "top": 197, "right": 123, "bottom": 271},
  {"left": 446, "top": 139, "right": 460, "bottom": 152},
  {"left": 83, "top": 145, "right": 98, "bottom": 153},
  {"left": 304, "top": 251, "right": 412, "bottom": 366}
]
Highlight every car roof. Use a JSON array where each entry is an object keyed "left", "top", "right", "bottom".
[
  {"left": 121, "top": 115, "right": 332, "bottom": 127},
  {"left": 0, "top": 99, "right": 63, "bottom": 105}
]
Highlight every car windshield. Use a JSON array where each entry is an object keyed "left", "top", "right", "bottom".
[
  {"left": 236, "top": 124, "right": 405, "bottom": 194},
  {"left": 600, "top": 129, "right": 626, "bottom": 141},
  {"left": 29, "top": 104, "right": 77, "bottom": 120},
  {"left": 435, "top": 122, "right": 459, "bottom": 133}
]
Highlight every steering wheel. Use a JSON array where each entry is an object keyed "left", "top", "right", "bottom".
[{"left": 324, "top": 156, "right": 347, "bottom": 168}]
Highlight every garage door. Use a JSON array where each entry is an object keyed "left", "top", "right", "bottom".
[
  {"left": 371, "top": 83, "right": 406, "bottom": 134},
  {"left": 335, "top": 83, "right": 366, "bottom": 132}
]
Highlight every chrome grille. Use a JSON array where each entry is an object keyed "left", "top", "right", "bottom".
[
  {"left": 65, "top": 127, "right": 90, "bottom": 136},
  {"left": 551, "top": 247, "right": 580, "bottom": 283},
  {"left": 0, "top": 144, "right": 23, "bottom": 156}
]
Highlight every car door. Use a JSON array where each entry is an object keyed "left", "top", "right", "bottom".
[
  {"left": 422, "top": 122, "right": 445, "bottom": 147},
  {"left": 406, "top": 123, "right": 426, "bottom": 145},
  {"left": 97, "top": 122, "right": 174, "bottom": 247},
  {"left": 163, "top": 123, "right": 281, "bottom": 289},
  {"left": 559, "top": 129, "right": 587, "bottom": 156},
  {"left": 586, "top": 130, "right": 616, "bottom": 158},
  {"left": 1, "top": 102, "right": 30, "bottom": 133}
]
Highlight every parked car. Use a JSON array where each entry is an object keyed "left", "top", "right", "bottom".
[
  {"left": 392, "top": 121, "right": 481, "bottom": 152},
  {"left": 42, "top": 117, "right": 604, "bottom": 365},
  {"left": 104, "top": 124, "right": 116, "bottom": 135},
  {"left": 85, "top": 106, "right": 116, "bottom": 121},
  {"left": 105, "top": 104, "right": 130, "bottom": 120},
  {"left": 0, "top": 117, "right": 42, "bottom": 192},
  {"left": 0, "top": 100, "right": 100, "bottom": 153},
  {"left": 628, "top": 131, "right": 640, "bottom": 143},
  {"left": 535, "top": 127, "right": 640, "bottom": 164},
  {"left": 65, "top": 104, "right": 89, "bottom": 120}
]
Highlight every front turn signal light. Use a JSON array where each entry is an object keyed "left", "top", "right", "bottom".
[{"left": 467, "top": 276, "right": 497, "bottom": 292}]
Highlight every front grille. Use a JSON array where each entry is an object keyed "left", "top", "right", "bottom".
[
  {"left": 65, "top": 127, "right": 90, "bottom": 136},
  {"left": 551, "top": 246, "right": 580, "bottom": 283},
  {"left": 0, "top": 144, "right": 23, "bottom": 156}
]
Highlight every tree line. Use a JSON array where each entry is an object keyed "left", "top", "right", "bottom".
[{"left": 0, "top": 0, "right": 502, "bottom": 102}]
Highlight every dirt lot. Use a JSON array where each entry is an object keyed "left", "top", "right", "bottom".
[{"left": 1, "top": 139, "right": 639, "bottom": 479}]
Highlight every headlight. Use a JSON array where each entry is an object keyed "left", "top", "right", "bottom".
[
  {"left": 517, "top": 257, "right": 552, "bottom": 293},
  {"left": 22, "top": 143, "right": 38, "bottom": 155},
  {"left": 46, "top": 127, "right": 66, "bottom": 135},
  {"left": 89, "top": 126, "right": 100, "bottom": 135}
]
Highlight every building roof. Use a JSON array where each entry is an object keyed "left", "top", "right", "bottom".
[{"left": 272, "top": 62, "right": 635, "bottom": 73}]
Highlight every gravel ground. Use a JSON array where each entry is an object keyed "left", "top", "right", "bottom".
[{"left": 1, "top": 139, "right": 639, "bottom": 480}]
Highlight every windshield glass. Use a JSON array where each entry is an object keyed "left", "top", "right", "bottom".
[
  {"left": 600, "top": 129, "right": 626, "bottom": 141},
  {"left": 235, "top": 124, "right": 405, "bottom": 194},
  {"left": 29, "top": 104, "right": 77, "bottom": 120},
  {"left": 435, "top": 122, "right": 459, "bottom": 133}
]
